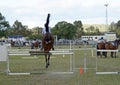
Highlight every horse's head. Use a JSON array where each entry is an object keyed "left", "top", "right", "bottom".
[
  {"left": 32, "top": 40, "right": 39, "bottom": 49},
  {"left": 115, "top": 38, "right": 120, "bottom": 46}
]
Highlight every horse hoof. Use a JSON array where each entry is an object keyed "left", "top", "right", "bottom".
[
  {"left": 48, "top": 63, "right": 50, "bottom": 66},
  {"left": 46, "top": 65, "right": 48, "bottom": 68},
  {"left": 46, "top": 63, "right": 50, "bottom": 68}
]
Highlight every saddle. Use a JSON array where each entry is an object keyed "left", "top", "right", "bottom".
[{"left": 107, "top": 41, "right": 117, "bottom": 46}]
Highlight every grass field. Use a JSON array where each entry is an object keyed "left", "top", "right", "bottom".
[{"left": 0, "top": 45, "right": 120, "bottom": 85}]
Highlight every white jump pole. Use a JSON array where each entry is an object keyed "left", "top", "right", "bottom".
[
  {"left": 97, "top": 50, "right": 119, "bottom": 52},
  {"left": 84, "top": 41, "right": 87, "bottom": 73},
  {"left": 7, "top": 47, "right": 11, "bottom": 75},
  {"left": 96, "top": 72, "right": 119, "bottom": 74},
  {"left": 70, "top": 40, "right": 73, "bottom": 72}
]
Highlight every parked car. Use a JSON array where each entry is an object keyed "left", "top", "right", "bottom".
[
  {"left": 75, "top": 39, "right": 84, "bottom": 45},
  {"left": 58, "top": 39, "right": 65, "bottom": 44}
]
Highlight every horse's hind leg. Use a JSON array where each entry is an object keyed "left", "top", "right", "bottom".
[
  {"left": 102, "top": 52, "right": 107, "bottom": 58},
  {"left": 45, "top": 54, "right": 50, "bottom": 68},
  {"left": 115, "top": 52, "right": 116, "bottom": 58},
  {"left": 45, "top": 55, "right": 48, "bottom": 68},
  {"left": 103, "top": 52, "right": 107, "bottom": 58},
  {"left": 111, "top": 52, "right": 116, "bottom": 58}
]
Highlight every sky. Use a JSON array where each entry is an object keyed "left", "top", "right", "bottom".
[{"left": 0, "top": 0, "right": 120, "bottom": 28}]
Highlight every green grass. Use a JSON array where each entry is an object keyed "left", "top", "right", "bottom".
[{"left": 0, "top": 45, "right": 120, "bottom": 85}]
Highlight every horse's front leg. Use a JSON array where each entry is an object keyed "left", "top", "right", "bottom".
[
  {"left": 45, "top": 55, "right": 48, "bottom": 68},
  {"left": 45, "top": 54, "right": 50, "bottom": 68},
  {"left": 47, "top": 54, "right": 50, "bottom": 66},
  {"left": 97, "top": 52, "right": 100, "bottom": 57},
  {"left": 104, "top": 52, "right": 107, "bottom": 58},
  {"left": 111, "top": 52, "right": 113, "bottom": 58}
]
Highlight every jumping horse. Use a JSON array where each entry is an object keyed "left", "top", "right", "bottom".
[{"left": 42, "top": 14, "right": 54, "bottom": 68}]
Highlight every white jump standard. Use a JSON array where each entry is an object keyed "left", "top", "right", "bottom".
[{"left": 96, "top": 49, "right": 120, "bottom": 74}]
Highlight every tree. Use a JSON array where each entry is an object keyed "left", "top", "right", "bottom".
[
  {"left": 94, "top": 28, "right": 101, "bottom": 35},
  {"left": 9, "top": 20, "right": 32, "bottom": 37},
  {"left": 116, "top": 20, "right": 120, "bottom": 37},
  {"left": 109, "top": 22, "right": 116, "bottom": 32},
  {"left": 52, "top": 21, "right": 77, "bottom": 39},
  {"left": 85, "top": 26, "right": 101, "bottom": 35},
  {"left": 109, "top": 20, "right": 120, "bottom": 37},
  {"left": 0, "top": 12, "right": 10, "bottom": 37},
  {"left": 27, "top": 27, "right": 42, "bottom": 40},
  {"left": 73, "top": 20, "right": 84, "bottom": 38},
  {"left": 32, "top": 27, "right": 42, "bottom": 35}
]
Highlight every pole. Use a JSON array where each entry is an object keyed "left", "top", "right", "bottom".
[
  {"left": 104, "top": 4, "right": 108, "bottom": 31},
  {"left": 70, "top": 40, "right": 72, "bottom": 72},
  {"left": 7, "top": 46, "right": 10, "bottom": 75},
  {"left": 84, "top": 41, "right": 87, "bottom": 73}
]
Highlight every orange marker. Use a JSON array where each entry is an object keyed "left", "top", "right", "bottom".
[{"left": 80, "top": 66, "right": 83, "bottom": 75}]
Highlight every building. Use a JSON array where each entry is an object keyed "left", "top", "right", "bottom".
[
  {"left": 81, "top": 35, "right": 104, "bottom": 41},
  {"left": 81, "top": 32, "right": 116, "bottom": 42},
  {"left": 8, "top": 35, "right": 25, "bottom": 41}
]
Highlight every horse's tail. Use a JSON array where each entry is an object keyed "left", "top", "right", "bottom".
[{"left": 45, "top": 13, "right": 50, "bottom": 32}]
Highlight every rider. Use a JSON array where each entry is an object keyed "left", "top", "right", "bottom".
[
  {"left": 40, "top": 13, "right": 54, "bottom": 50},
  {"left": 42, "top": 24, "right": 51, "bottom": 37},
  {"left": 97, "top": 37, "right": 105, "bottom": 43}
]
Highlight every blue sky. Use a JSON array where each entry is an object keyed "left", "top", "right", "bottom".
[{"left": 0, "top": 0, "right": 120, "bottom": 28}]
